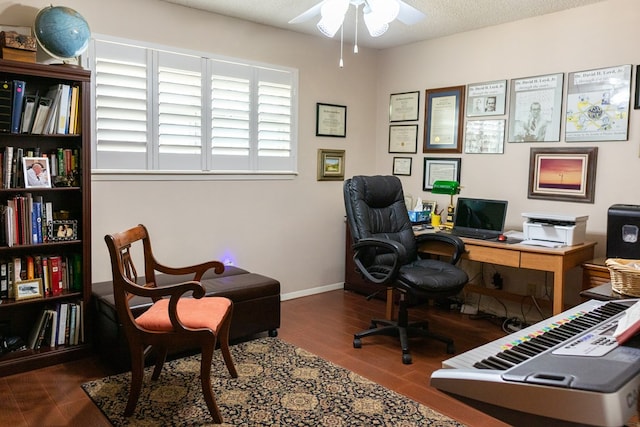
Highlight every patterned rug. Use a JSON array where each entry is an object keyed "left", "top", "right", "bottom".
[{"left": 82, "top": 337, "right": 463, "bottom": 426}]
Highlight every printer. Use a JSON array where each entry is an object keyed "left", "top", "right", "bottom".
[{"left": 522, "top": 212, "right": 588, "bottom": 246}]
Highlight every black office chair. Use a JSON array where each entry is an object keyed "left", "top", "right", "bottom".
[{"left": 343, "top": 175, "right": 469, "bottom": 364}]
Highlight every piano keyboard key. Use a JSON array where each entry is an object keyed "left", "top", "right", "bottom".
[
  {"left": 472, "top": 301, "right": 628, "bottom": 370},
  {"left": 443, "top": 300, "right": 630, "bottom": 370}
]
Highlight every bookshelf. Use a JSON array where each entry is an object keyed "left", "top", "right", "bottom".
[{"left": 0, "top": 59, "right": 91, "bottom": 376}]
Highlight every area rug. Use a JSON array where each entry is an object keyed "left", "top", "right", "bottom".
[{"left": 82, "top": 337, "right": 463, "bottom": 426}]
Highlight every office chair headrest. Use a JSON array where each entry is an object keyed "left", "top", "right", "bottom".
[{"left": 350, "top": 175, "right": 404, "bottom": 208}]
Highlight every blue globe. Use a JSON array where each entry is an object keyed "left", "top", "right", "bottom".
[{"left": 34, "top": 6, "right": 90, "bottom": 60}]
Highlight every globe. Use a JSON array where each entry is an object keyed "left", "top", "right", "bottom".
[{"left": 34, "top": 6, "right": 91, "bottom": 61}]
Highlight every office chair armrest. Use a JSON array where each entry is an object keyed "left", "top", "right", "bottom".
[
  {"left": 415, "top": 233, "right": 466, "bottom": 265},
  {"left": 352, "top": 237, "right": 406, "bottom": 285}
]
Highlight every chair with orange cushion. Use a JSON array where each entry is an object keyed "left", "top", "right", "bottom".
[{"left": 104, "top": 224, "right": 237, "bottom": 423}]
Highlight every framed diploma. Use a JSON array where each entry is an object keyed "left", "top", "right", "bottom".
[
  {"left": 388, "top": 124, "right": 418, "bottom": 153},
  {"left": 423, "top": 157, "right": 461, "bottom": 191},
  {"left": 389, "top": 91, "right": 420, "bottom": 122},
  {"left": 316, "top": 103, "right": 347, "bottom": 137},
  {"left": 392, "top": 157, "right": 412, "bottom": 176},
  {"left": 423, "top": 86, "right": 465, "bottom": 153}
]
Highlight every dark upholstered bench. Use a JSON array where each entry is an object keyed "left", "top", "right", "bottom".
[{"left": 92, "top": 265, "right": 280, "bottom": 371}]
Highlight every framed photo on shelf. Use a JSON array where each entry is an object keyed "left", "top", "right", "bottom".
[
  {"left": 317, "top": 149, "right": 345, "bottom": 181},
  {"left": 423, "top": 157, "right": 461, "bottom": 191},
  {"left": 466, "top": 79, "right": 507, "bottom": 117},
  {"left": 508, "top": 73, "right": 563, "bottom": 142},
  {"left": 316, "top": 103, "right": 347, "bottom": 137},
  {"left": 565, "top": 64, "right": 631, "bottom": 141},
  {"left": 23, "top": 156, "right": 52, "bottom": 188},
  {"left": 389, "top": 91, "right": 420, "bottom": 122},
  {"left": 464, "top": 120, "right": 505, "bottom": 154},
  {"left": 528, "top": 147, "right": 598, "bottom": 203},
  {"left": 392, "top": 157, "right": 412, "bottom": 176},
  {"left": 15, "top": 278, "right": 44, "bottom": 301},
  {"left": 423, "top": 85, "right": 465, "bottom": 153},
  {"left": 388, "top": 124, "right": 418, "bottom": 153},
  {"left": 49, "top": 219, "right": 78, "bottom": 241}
]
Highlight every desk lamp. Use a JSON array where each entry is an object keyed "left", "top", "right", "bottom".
[{"left": 431, "top": 180, "right": 460, "bottom": 227}]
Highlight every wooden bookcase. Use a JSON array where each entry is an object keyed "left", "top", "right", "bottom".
[{"left": 0, "top": 59, "right": 91, "bottom": 376}]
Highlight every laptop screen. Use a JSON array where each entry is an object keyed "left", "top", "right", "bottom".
[{"left": 453, "top": 197, "right": 508, "bottom": 236}]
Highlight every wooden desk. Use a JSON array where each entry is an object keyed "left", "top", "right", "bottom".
[{"left": 419, "top": 237, "right": 596, "bottom": 315}]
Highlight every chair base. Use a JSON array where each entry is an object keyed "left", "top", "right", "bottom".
[{"left": 353, "top": 318, "right": 455, "bottom": 365}]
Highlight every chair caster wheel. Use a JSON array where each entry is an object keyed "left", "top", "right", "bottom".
[
  {"left": 353, "top": 338, "right": 362, "bottom": 349},
  {"left": 446, "top": 343, "right": 455, "bottom": 354},
  {"left": 402, "top": 353, "right": 412, "bottom": 364}
]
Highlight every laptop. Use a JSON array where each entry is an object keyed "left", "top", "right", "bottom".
[{"left": 447, "top": 197, "right": 508, "bottom": 240}]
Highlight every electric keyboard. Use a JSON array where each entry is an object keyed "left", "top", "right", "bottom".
[{"left": 431, "top": 299, "right": 640, "bottom": 426}]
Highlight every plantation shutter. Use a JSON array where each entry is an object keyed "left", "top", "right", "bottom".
[
  {"left": 157, "top": 51, "right": 204, "bottom": 170},
  {"left": 90, "top": 36, "right": 297, "bottom": 175},
  {"left": 93, "top": 40, "right": 149, "bottom": 170}
]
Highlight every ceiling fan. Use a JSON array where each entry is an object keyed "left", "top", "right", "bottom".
[{"left": 289, "top": 0, "right": 426, "bottom": 38}]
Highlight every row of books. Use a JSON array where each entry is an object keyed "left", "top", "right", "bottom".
[
  {"left": 0, "top": 146, "right": 80, "bottom": 189},
  {"left": 0, "top": 80, "right": 81, "bottom": 135},
  {"left": 27, "top": 300, "right": 84, "bottom": 350},
  {"left": 0, "top": 193, "right": 53, "bottom": 246},
  {"left": 0, "top": 253, "right": 82, "bottom": 299}
]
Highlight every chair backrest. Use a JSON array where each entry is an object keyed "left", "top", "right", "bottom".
[
  {"left": 104, "top": 224, "right": 160, "bottom": 326},
  {"left": 344, "top": 175, "right": 418, "bottom": 264}
]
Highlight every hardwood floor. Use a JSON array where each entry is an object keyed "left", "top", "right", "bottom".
[{"left": 0, "top": 289, "right": 542, "bottom": 425}]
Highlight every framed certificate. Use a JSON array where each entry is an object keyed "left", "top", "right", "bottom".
[
  {"left": 388, "top": 124, "right": 418, "bottom": 153},
  {"left": 423, "top": 157, "right": 461, "bottom": 191},
  {"left": 389, "top": 91, "right": 419, "bottom": 122},
  {"left": 392, "top": 157, "right": 412, "bottom": 176},
  {"left": 423, "top": 86, "right": 465, "bottom": 153},
  {"left": 316, "top": 103, "right": 347, "bottom": 137}
]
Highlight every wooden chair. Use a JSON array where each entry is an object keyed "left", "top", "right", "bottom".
[{"left": 104, "top": 224, "right": 237, "bottom": 423}]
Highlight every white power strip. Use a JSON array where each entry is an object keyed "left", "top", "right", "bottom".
[{"left": 460, "top": 304, "right": 478, "bottom": 315}]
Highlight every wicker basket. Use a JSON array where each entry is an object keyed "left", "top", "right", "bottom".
[{"left": 605, "top": 258, "right": 640, "bottom": 297}]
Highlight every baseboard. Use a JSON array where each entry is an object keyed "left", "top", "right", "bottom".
[{"left": 281, "top": 282, "right": 344, "bottom": 301}]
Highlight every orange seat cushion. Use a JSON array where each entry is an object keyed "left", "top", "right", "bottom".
[{"left": 135, "top": 297, "right": 231, "bottom": 333}]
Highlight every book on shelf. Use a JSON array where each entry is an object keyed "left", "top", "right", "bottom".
[
  {"left": 30, "top": 96, "right": 52, "bottom": 135},
  {"left": 0, "top": 261, "right": 7, "bottom": 299},
  {"left": 20, "top": 94, "right": 38, "bottom": 134},
  {"left": 55, "top": 83, "right": 71, "bottom": 134},
  {"left": 56, "top": 302, "right": 68, "bottom": 346},
  {"left": 27, "top": 309, "right": 49, "bottom": 349},
  {"left": 10, "top": 80, "right": 25, "bottom": 134},
  {"left": 0, "top": 80, "right": 11, "bottom": 133}
]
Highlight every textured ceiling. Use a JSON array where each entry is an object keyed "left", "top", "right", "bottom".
[{"left": 159, "top": 0, "right": 606, "bottom": 49}]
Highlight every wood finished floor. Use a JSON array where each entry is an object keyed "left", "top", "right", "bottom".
[{"left": 0, "top": 289, "right": 516, "bottom": 426}]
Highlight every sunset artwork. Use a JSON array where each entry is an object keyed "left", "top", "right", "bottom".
[{"left": 537, "top": 157, "right": 585, "bottom": 191}]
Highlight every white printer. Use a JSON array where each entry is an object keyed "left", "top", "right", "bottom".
[{"left": 522, "top": 212, "right": 588, "bottom": 246}]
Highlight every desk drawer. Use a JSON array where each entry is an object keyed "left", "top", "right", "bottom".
[{"left": 465, "top": 245, "right": 520, "bottom": 267}]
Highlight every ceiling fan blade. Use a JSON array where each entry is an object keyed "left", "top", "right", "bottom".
[
  {"left": 396, "top": 0, "right": 426, "bottom": 25},
  {"left": 288, "top": 1, "right": 325, "bottom": 24}
]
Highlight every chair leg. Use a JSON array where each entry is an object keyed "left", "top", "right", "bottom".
[
  {"left": 218, "top": 313, "right": 238, "bottom": 378},
  {"left": 151, "top": 346, "right": 168, "bottom": 381},
  {"left": 124, "top": 345, "right": 145, "bottom": 417},
  {"left": 200, "top": 342, "right": 223, "bottom": 424}
]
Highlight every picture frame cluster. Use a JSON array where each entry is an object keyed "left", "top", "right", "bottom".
[{"left": 385, "top": 63, "right": 632, "bottom": 203}]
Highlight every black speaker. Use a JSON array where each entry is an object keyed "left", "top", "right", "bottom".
[{"left": 607, "top": 204, "right": 640, "bottom": 258}]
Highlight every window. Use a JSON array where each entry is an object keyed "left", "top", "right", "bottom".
[{"left": 87, "top": 37, "right": 298, "bottom": 176}]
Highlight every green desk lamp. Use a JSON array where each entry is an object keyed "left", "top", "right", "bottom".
[{"left": 431, "top": 180, "right": 460, "bottom": 227}]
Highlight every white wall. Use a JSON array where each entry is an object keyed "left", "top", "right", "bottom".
[
  {"left": 0, "top": 0, "right": 379, "bottom": 297},
  {"left": 376, "top": 0, "right": 640, "bottom": 312},
  {"left": 1, "top": 0, "right": 637, "bottom": 305},
  {"left": 377, "top": 0, "right": 639, "bottom": 251}
]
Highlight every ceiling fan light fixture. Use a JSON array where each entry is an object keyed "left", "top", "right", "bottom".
[
  {"left": 363, "top": 8, "right": 389, "bottom": 37},
  {"left": 366, "top": 0, "right": 400, "bottom": 23},
  {"left": 317, "top": 0, "right": 350, "bottom": 37}
]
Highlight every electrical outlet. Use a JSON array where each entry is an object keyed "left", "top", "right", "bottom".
[{"left": 527, "top": 283, "right": 536, "bottom": 296}]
